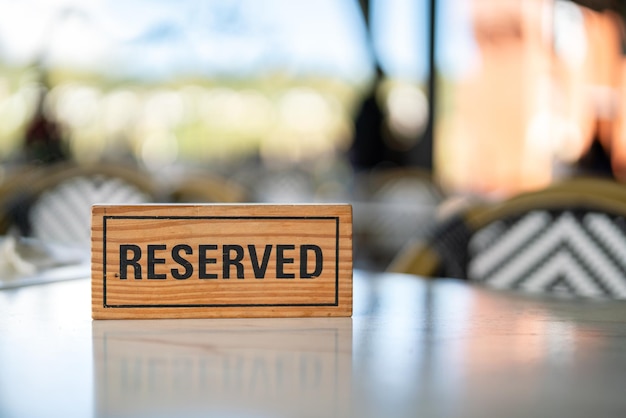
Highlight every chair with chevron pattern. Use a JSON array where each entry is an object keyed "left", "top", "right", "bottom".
[
  {"left": 7, "top": 163, "right": 160, "bottom": 247},
  {"left": 388, "top": 176, "right": 626, "bottom": 299}
]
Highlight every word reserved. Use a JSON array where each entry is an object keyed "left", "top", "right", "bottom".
[
  {"left": 92, "top": 204, "right": 352, "bottom": 319},
  {"left": 118, "top": 243, "right": 323, "bottom": 280}
]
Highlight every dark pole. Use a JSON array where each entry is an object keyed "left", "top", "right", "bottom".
[
  {"left": 426, "top": 0, "right": 436, "bottom": 170},
  {"left": 358, "top": 0, "right": 436, "bottom": 170},
  {"left": 410, "top": 0, "right": 436, "bottom": 170},
  {"left": 359, "top": 0, "right": 371, "bottom": 29},
  {"left": 358, "top": 0, "right": 377, "bottom": 63}
]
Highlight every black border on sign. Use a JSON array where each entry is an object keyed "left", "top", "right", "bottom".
[{"left": 102, "top": 216, "right": 340, "bottom": 308}]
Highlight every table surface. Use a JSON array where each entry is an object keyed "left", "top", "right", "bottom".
[{"left": 2, "top": 270, "right": 626, "bottom": 418}]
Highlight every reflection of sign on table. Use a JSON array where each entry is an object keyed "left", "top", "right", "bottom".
[
  {"left": 92, "top": 318, "right": 352, "bottom": 417},
  {"left": 92, "top": 205, "right": 352, "bottom": 319}
]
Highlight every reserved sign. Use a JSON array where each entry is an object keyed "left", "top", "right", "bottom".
[{"left": 91, "top": 204, "right": 352, "bottom": 319}]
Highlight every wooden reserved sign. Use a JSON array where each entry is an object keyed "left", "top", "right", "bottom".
[{"left": 92, "top": 204, "right": 352, "bottom": 319}]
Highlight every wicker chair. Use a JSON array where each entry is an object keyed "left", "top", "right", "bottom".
[{"left": 388, "top": 177, "right": 626, "bottom": 299}]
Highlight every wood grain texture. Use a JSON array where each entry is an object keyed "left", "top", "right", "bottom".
[{"left": 92, "top": 204, "right": 352, "bottom": 319}]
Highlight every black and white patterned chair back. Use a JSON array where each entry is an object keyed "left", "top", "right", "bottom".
[
  {"left": 30, "top": 175, "right": 153, "bottom": 246},
  {"left": 467, "top": 209, "right": 626, "bottom": 299},
  {"left": 19, "top": 164, "right": 157, "bottom": 247}
]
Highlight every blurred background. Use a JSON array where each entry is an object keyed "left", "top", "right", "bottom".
[{"left": 0, "top": 0, "right": 625, "bottom": 272}]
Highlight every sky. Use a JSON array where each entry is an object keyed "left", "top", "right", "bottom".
[{"left": 0, "top": 0, "right": 475, "bottom": 83}]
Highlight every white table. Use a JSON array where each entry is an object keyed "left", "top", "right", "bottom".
[{"left": 2, "top": 271, "right": 626, "bottom": 417}]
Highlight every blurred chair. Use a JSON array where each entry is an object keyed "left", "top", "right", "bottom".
[
  {"left": 0, "top": 166, "right": 49, "bottom": 234},
  {"left": 389, "top": 177, "right": 626, "bottom": 299},
  {"left": 246, "top": 167, "right": 316, "bottom": 204},
  {"left": 353, "top": 167, "right": 444, "bottom": 269},
  {"left": 169, "top": 174, "right": 248, "bottom": 203},
  {"left": 5, "top": 163, "right": 159, "bottom": 246}
]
